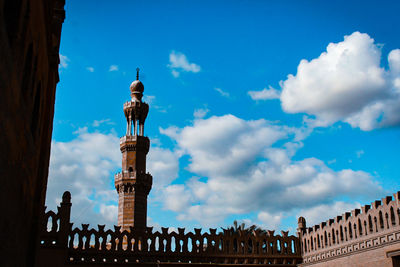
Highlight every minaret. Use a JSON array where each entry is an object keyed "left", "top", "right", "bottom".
[{"left": 115, "top": 68, "right": 152, "bottom": 231}]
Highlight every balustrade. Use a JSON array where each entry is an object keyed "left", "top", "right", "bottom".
[
  {"left": 298, "top": 191, "right": 400, "bottom": 256},
  {"left": 39, "top": 192, "right": 301, "bottom": 265}
]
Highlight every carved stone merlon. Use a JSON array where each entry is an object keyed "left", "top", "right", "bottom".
[
  {"left": 39, "top": 195, "right": 302, "bottom": 265},
  {"left": 298, "top": 191, "right": 400, "bottom": 266},
  {"left": 297, "top": 217, "right": 306, "bottom": 240}
]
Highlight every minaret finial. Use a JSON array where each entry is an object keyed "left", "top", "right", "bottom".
[{"left": 136, "top": 68, "right": 140, "bottom": 80}]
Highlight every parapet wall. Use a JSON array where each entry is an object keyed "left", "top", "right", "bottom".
[
  {"left": 38, "top": 192, "right": 302, "bottom": 266},
  {"left": 0, "top": 1, "right": 65, "bottom": 266},
  {"left": 298, "top": 191, "right": 400, "bottom": 266}
]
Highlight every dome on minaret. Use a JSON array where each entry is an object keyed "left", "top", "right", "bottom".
[
  {"left": 130, "top": 80, "right": 144, "bottom": 93},
  {"left": 130, "top": 68, "right": 144, "bottom": 101}
]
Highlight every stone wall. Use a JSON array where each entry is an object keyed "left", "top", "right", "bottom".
[
  {"left": 0, "top": 0, "right": 65, "bottom": 266},
  {"left": 38, "top": 192, "right": 302, "bottom": 266},
  {"left": 298, "top": 192, "right": 400, "bottom": 267}
]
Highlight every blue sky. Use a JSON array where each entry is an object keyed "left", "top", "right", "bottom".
[{"left": 46, "top": 0, "right": 400, "bottom": 233}]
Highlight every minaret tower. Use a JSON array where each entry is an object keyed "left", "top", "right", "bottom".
[{"left": 115, "top": 68, "right": 152, "bottom": 231}]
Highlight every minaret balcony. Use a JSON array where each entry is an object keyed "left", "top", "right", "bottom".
[
  {"left": 114, "top": 171, "right": 153, "bottom": 186},
  {"left": 120, "top": 135, "right": 150, "bottom": 153},
  {"left": 115, "top": 171, "right": 135, "bottom": 180},
  {"left": 123, "top": 101, "right": 149, "bottom": 115},
  {"left": 120, "top": 135, "right": 150, "bottom": 144},
  {"left": 124, "top": 100, "right": 141, "bottom": 109},
  {"left": 120, "top": 135, "right": 137, "bottom": 144}
]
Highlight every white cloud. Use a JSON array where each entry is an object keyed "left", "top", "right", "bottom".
[
  {"left": 327, "top": 159, "right": 337, "bottom": 165},
  {"left": 86, "top": 67, "right": 95, "bottom": 72},
  {"left": 100, "top": 204, "right": 118, "bottom": 223},
  {"left": 158, "top": 115, "right": 383, "bottom": 227},
  {"left": 278, "top": 32, "right": 400, "bottom": 131},
  {"left": 163, "top": 185, "right": 192, "bottom": 212},
  {"left": 46, "top": 127, "right": 120, "bottom": 227},
  {"left": 92, "top": 119, "right": 114, "bottom": 127},
  {"left": 248, "top": 86, "right": 280, "bottom": 100},
  {"left": 168, "top": 51, "right": 201, "bottom": 77},
  {"left": 147, "top": 217, "right": 161, "bottom": 230},
  {"left": 171, "top": 70, "right": 180, "bottom": 78},
  {"left": 46, "top": 115, "right": 384, "bottom": 231},
  {"left": 257, "top": 211, "right": 284, "bottom": 230},
  {"left": 109, "top": 65, "right": 119, "bottom": 72},
  {"left": 46, "top": 125, "right": 181, "bottom": 227},
  {"left": 161, "top": 115, "right": 287, "bottom": 178},
  {"left": 147, "top": 146, "right": 180, "bottom": 188},
  {"left": 143, "top": 95, "right": 156, "bottom": 104},
  {"left": 193, "top": 108, "right": 209, "bottom": 119},
  {"left": 297, "top": 201, "right": 361, "bottom": 227},
  {"left": 214, "top": 87, "right": 230, "bottom": 98},
  {"left": 389, "top": 49, "right": 400, "bottom": 75},
  {"left": 356, "top": 150, "right": 365, "bottom": 158},
  {"left": 59, "top": 54, "right": 69, "bottom": 68}
]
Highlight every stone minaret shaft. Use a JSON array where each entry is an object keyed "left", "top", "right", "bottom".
[{"left": 115, "top": 70, "right": 152, "bottom": 231}]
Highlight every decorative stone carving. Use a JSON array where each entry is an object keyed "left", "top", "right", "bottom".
[
  {"left": 39, "top": 193, "right": 302, "bottom": 266},
  {"left": 298, "top": 191, "right": 400, "bottom": 266}
]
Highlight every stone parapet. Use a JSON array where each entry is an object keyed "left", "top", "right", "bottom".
[
  {"left": 300, "top": 229, "right": 400, "bottom": 266},
  {"left": 119, "top": 135, "right": 150, "bottom": 153},
  {"left": 39, "top": 193, "right": 302, "bottom": 266},
  {"left": 298, "top": 191, "right": 400, "bottom": 266},
  {"left": 67, "top": 225, "right": 302, "bottom": 265},
  {"left": 123, "top": 99, "right": 149, "bottom": 109},
  {"left": 123, "top": 100, "right": 149, "bottom": 123},
  {"left": 115, "top": 171, "right": 153, "bottom": 194}
]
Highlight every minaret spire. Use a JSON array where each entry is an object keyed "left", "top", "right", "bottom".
[{"left": 114, "top": 72, "right": 152, "bottom": 231}]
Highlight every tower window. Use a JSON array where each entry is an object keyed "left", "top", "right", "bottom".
[{"left": 128, "top": 167, "right": 133, "bottom": 172}]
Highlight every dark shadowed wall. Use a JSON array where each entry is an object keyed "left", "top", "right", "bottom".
[{"left": 0, "top": 0, "right": 65, "bottom": 266}]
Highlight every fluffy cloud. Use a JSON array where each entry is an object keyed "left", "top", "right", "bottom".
[
  {"left": 86, "top": 66, "right": 95, "bottom": 72},
  {"left": 279, "top": 32, "right": 400, "bottom": 131},
  {"left": 92, "top": 118, "right": 114, "bottom": 127},
  {"left": 46, "top": 126, "right": 180, "bottom": 227},
  {"left": 147, "top": 146, "right": 180, "bottom": 189},
  {"left": 248, "top": 86, "right": 280, "bottom": 100},
  {"left": 257, "top": 211, "right": 284, "bottom": 230},
  {"left": 214, "top": 87, "right": 230, "bottom": 98},
  {"left": 168, "top": 51, "right": 201, "bottom": 77},
  {"left": 356, "top": 150, "right": 365, "bottom": 158},
  {"left": 161, "top": 115, "right": 287, "bottom": 178},
  {"left": 297, "top": 201, "right": 361, "bottom": 227},
  {"left": 109, "top": 65, "right": 119, "bottom": 71},
  {"left": 159, "top": 115, "right": 383, "bottom": 227},
  {"left": 59, "top": 54, "right": 69, "bottom": 68},
  {"left": 143, "top": 95, "right": 156, "bottom": 104},
  {"left": 46, "top": 128, "right": 120, "bottom": 227},
  {"left": 193, "top": 107, "right": 209, "bottom": 119}
]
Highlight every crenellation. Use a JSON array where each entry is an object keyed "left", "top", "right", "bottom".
[
  {"left": 352, "top": 208, "right": 360, "bottom": 217},
  {"left": 394, "top": 191, "right": 400, "bottom": 202},
  {"left": 267, "top": 230, "right": 276, "bottom": 237},
  {"left": 382, "top": 196, "right": 392, "bottom": 205},
  {"left": 362, "top": 204, "right": 371, "bottom": 213},
  {"left": 298, "top": 190, "right": 400, "bottom": 266},
  {"left": 372, "top": 200, "right": 381, "bottom": 209}
]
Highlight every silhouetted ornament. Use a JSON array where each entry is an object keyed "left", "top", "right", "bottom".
[
  {"left": 130, "top": 68, "right": 144, "bottom": 100},
  {"left": 130, "top": 80, "right": 144, "bottom": 94}
]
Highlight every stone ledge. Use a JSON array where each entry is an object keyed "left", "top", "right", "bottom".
[{"left": 301, "top": 229, "right": 400, "bottom": 265}]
